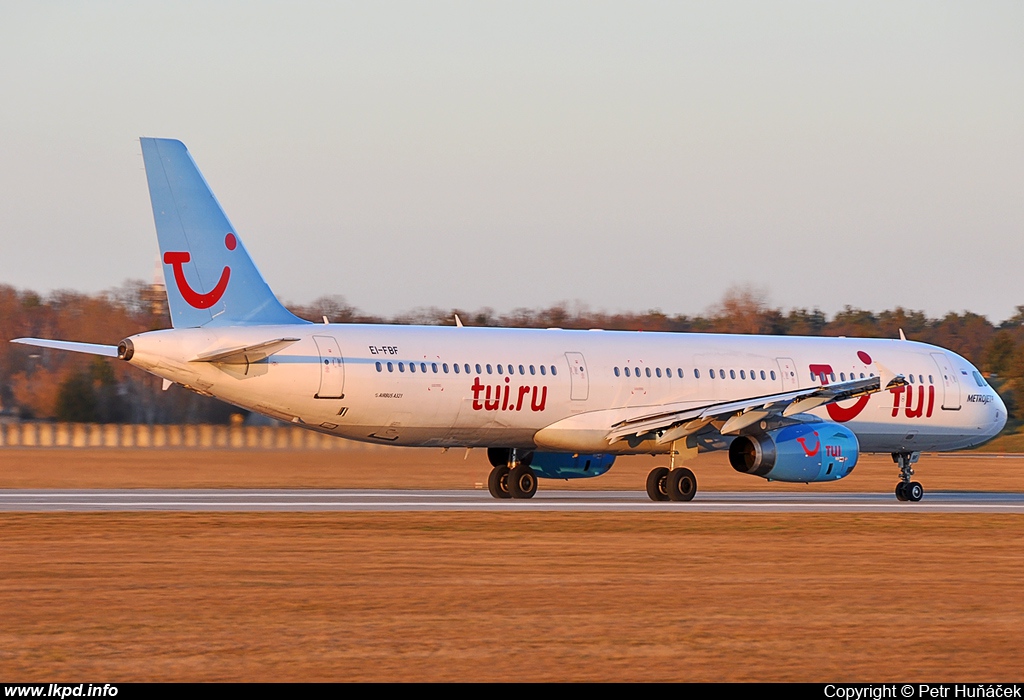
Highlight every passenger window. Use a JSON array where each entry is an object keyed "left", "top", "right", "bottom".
[
  {"left": 830, "top": 373, "right": 836, "bottom": 382},
  {"left": 694, "top": 369, "right": 700, "bottom": 379},
  {"left": 540, "top": 366, "right": 547, "bottom": 376},
  {"left": 710, "top": 369, "right": 716, "bottom": 379},
  {"left": 624, "top": 367, "right": 631, "bottom": 377},
  {"left": 399, "top": 362, "right": 405, "bottom": 372},
  {"left": 387, "top": 362, "right": 393, "bottom": 372},
  {"left": 676, "top": 368, "right": 682, "bottom": 378},
  {"left": 770, "top": 371, "right": 776, "bottom": 380},
  {"left": 375, "top": 362, "right": 382, "bottom": 372},
  {"left": 519, "top": 365, "right": 525, "bottom": 375},
  {"left": 645, "top": 367, "right": 652, "bottom": 378},
  {"left": 919, "top": 375, "right": 924, "bottom": 384},
  {"left": 432, "top": 363, "right": 438, "bottom": 373},
  {"left": 475, "top": 364, "right": 482, "bottom": 374},
  {"left": 739, "top": 370, "right": 746, "bottom": 379},
  {"left": 720, "top": 369, "right": 725, "bottom": 379},
  {"left": 409, "top": 363, "right": 416, "bottom": 373},
  {"left": 497, "top": 364, "right": 503, "bottom": 375},
  {"left": 421, "top": 363, "right": 427, "bottom": 373},
  {"left": 729, "top": 370, "right": 736, "bottom": 379},
  {"left": 840, "top": 372, "right": 845, "bottom": 381},
  {"left": 614, "top": 367, "right": 620, "bottom": 377},
  {"left": 486, "top": 364, "right": 492, "bottom": 374},
  {"left": 443, "top": 363, "right": 449, "bottom": 373},
  {"left": 508, "top": 364, "right": 514, "bottom": 374},
  {"left": 656, "top": 368, "right": 662, "bottom": 378},
  {"left": 530, "top": 365, "right": 536, "bottom": 375},
  {"left": 908, "top": 375, "right": 914, "bottom": 384},
  {"left": 760, "top": 370, "right": 766, "bottom": 380}
]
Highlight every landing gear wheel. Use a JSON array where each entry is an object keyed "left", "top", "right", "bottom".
[
  {"left": 905, "top": 481, "right": 924, "bottom": 502},
  {"left": 488, "top": 466, "right": 511, "bottom": 499},
  {"left": 647, "top": 467, "right": 670, "bottom": 502},
  {"left": 892, "top": 452, "right": 923, "bottom": 503},
  {"left": 666, "top": 467, "right": 697, "bottom": 502},
  {"left": 508, "top": 465, "right": 537, "bottom": 499}
]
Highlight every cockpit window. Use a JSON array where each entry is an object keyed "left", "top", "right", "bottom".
[{"left": 973, "top": 371, "right": 988, "bottom": 387}]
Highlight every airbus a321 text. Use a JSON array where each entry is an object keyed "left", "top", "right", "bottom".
[{"left": 14, "top": 138, "right": 1007, "bottom": 502}]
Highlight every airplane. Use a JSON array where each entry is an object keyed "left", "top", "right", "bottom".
[{"left": 12, "top": 138, "right": 1007, "bottom": 503}]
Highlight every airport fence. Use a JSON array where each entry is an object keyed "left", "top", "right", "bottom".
[{"left": 0, "top": 422, "right": 390, "bottom": 451}]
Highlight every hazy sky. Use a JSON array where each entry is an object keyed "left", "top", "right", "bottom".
[{"left": 1, "top": 1, "right": 1022, "bottom": 322}]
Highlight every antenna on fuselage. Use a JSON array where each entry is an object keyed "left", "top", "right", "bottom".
[
  {"left": 898, "top": 328, "right": 907, "bottom": 341},
  {"left": 455, "top": 314, "right": 464, "bottom": 328}
]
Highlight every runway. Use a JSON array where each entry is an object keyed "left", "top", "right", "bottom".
[{"left": 1, "top": 489, "right": 1023, "bottom": 513}]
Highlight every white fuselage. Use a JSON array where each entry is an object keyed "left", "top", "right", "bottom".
[{"left": 124, "top": 323, "right": 1006, "bottom": 456}]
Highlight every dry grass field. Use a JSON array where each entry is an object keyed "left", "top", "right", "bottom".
[{"left": 0, "top": 447, "right": 1023, "bottom": 681}]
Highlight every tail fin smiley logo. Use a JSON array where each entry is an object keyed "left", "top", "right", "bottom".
[
  {"left": 796, "top": 431, "right": 820, "bottom": 457},
  {"left": 163, "top": 233, "right": 236, "bottom": 309}
]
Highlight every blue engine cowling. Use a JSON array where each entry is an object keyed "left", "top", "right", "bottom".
[
  {"left": 529, "top": 452, "right": 615, "bottom": 479},
  {"left": 728, "top": 423, "right": 859, "bottom": 482},
  {"left": 486, "top": 448, "right": 615, "bottom": 479}
]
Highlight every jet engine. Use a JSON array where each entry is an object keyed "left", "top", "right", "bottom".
[{"left": 728, "top": 423, "right": 859, "bottom": 482}]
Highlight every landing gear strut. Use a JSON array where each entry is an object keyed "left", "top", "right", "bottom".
[
  {"left": 892, "top": 451, "right": 923, "bottom": 502},
  {"left": 487, "top": 448, "right": 537, "bottom": 500}
]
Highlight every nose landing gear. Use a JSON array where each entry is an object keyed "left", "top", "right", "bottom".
[{"left": 893, "top": 451, "right": 923, "bottom": 502}]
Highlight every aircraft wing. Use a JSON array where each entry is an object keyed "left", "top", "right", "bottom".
[
  {"left": 10, "top": 338, "right": 119, "bottom": 357},
  {"left": 607, "top": 370, "right": 905, "bottom": 446}
]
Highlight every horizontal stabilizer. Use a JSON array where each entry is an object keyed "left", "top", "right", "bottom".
[
  {"left": 11, "top": 338, "right": 118, "bottom": 358},
  {"left": 190, "top": 337, "right": 300, "bottom": 364}
]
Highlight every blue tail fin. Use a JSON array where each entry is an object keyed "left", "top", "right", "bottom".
[{"left": 140, "top": 138, "right": 307, "bottom": 328}]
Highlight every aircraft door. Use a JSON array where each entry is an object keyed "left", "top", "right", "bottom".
[
  {"left": 930, "top": 352, "right": 961, "bottom": 410},
  {"left": 775, "top": 357, "right": 798, "bottom": 391},
  {"left": 313, "top": 335, "right": 345, "bottom": 399},
  {"left": 565, "top": 352, "right": 589, "bottom": 401}
]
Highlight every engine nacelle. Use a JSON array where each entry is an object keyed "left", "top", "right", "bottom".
[{"left": 728, "top": 423, "right": 859, "bottom": 483}]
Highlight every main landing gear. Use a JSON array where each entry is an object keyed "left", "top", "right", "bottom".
[
  {"left": 893, "top": 451, "right": 924, "bottom": 502},
  {"left": 646, "top": 466, "right": 697, "bottom": 502},
  {"left": 487, "top": 448, "right": 537, "bottom": 500}
]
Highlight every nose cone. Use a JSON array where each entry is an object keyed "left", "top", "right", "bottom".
[{"left": 990, "top": 391, "right": 1009, "bottom": 437}]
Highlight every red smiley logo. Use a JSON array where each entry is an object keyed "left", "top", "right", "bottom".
[
  {"left": 163, "top": 233, "right": 236, "bottom": 309},
  {"left": 796, "top": 431, "right": 820, "bottom": 457},
  {"left": 809, "top": 352, "right": 873, "bottom": 422}
]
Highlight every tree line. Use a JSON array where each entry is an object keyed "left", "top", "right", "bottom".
[{"left": 2, "top": 283, "right": 1023, "bottom": 428}]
